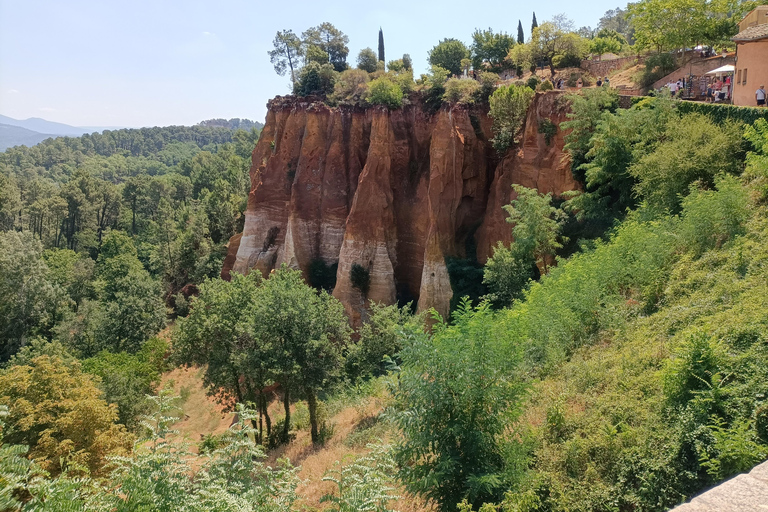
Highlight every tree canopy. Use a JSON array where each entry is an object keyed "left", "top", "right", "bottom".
[{"left": 428, "top": 38, "right": 470, "bottom": 76}]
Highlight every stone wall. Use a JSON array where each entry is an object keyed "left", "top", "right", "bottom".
[{"left": 581, "top": 56, "right": 641, "bottom": 78}]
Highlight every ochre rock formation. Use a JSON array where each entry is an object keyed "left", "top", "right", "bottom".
[{"left": 224, "top": 91, "right": 578, "bottom": 323}]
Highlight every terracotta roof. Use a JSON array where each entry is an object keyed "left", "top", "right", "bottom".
[{"left": 733, "top": 24, "right": 768, "bottom": 41}]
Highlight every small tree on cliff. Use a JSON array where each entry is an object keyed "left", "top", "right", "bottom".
[
  {"left": 357, "top": 47, "right": 378, "bottom": 73},
  {"left": 428, "top": 38, "right": 470, "bottom": 76},
  {"left": 269, "top": 30, "right": 304, "bottom": 84},
  {"left": 484, "top": 185, "right": 567, "bottom": 308},
  {"left": 488, "top": 83, "right": 535, "bottom": 152},
  {"left": 503, "top": 184, "right": 566, "bottom": 275}
]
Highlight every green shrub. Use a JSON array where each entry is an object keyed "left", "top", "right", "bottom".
[
  {"left": 366, "top": 77, "right": 403, "bottom": 109},
  {"left": 476, "top": 72, "right": 499, "bottom": 103},
  {"left": 329, "top": 68, "right": 369, "bottom": 106},
  {"left": 699, "top": 418, "right": 768, "bottom": 481},
  {"left": 489, "top": 84, "right": 535, "bottom": 152},
  {"left": 538, "top": 118, "right": 557, "bottom": 145},
  {"left": 443, "top": 77, "right": 480, "bottom": 105},
  {"left": 629, "top": 113, "right": 744, "bottom": 213},
  {"left": 420, "top": 65, "right": 450, "bottom": 113},
  {"left": 677, "top": 101, "right": 768, "bottom": 126},
  {"left": 744, "top": 118, "right": 768, "bottom": 202},
  {"left": 662, "top": 331, "right": 723, "bottom": 407},
  {"left": 294, "top": 62, "right": 338, "bottom": 97},
  {"left": 350, "top": 263, "right": 370, "bottom": 293},
  {"left": 392, "top": 300, "right": 526, "bottom": 509},
  {"left": 526, "top": 76, "right": 540, "bottom": 90},
  {"left": 308, "top": 257, "right": 338, "bottom": 291},
  {"left": 345, "top": 302, "right": 419, "bottom": 381},
  {"left": 637, "top": 53, "right": 676, "bottom": 87},
  {"left": 538, "top": 79, "right": 554, "bottom": 91},
  {"left": 679, "top": 174, "right": 750, "bottom": 256}
]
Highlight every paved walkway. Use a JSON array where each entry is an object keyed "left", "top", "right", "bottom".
[{"left": 671, "top": 460, "right": 768, "bottom": 511}]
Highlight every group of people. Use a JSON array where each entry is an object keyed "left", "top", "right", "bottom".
[
  {"left": 552, "top": 76, "right": 610, "bottom": 90},
  {"left": 701, "top": 75, "right": 732, "bottom": 103},
  {"left": 664, "top": 77, "right": 691, "bottom": 98}
]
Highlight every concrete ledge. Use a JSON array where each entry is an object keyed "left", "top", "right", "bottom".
[{"left": 671, "top": 460, "right": 768, "bottom": 511}]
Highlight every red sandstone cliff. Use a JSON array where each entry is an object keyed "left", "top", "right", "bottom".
[{"left": 224, "top": 91, "right": 578, "bottom": 322}]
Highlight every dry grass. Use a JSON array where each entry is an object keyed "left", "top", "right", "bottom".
[
  {"left": 161, "top": 366, "right": 234, "bottom": 453},
  {"left": 159, "top": 367, "right": 432, "bottom": 511}
]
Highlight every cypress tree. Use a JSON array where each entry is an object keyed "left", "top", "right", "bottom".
[
  {"left": 531, "top": 12, "right": 538, "bottom": 34},
  {"left": 517, "top": 20, "right": 524, "bottom": 44},
  {"left": 378, "top": 28, "right": 385, "bottom": 63}
]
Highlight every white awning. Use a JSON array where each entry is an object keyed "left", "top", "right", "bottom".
[{"left": 705, "top": 64, "right": 735, "bottom": 74}]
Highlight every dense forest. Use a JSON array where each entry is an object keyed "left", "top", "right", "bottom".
[{"left": 3, "top": 1, "right": 768, "bottom": 510}]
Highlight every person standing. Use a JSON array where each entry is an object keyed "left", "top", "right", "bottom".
[{"left": 757, "top": 85, "right": 767, "bottom": 107}]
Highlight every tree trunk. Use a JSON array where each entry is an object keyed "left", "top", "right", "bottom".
[
  {"left": 307, "top": 389, "right": 319, "bottom": 444},
  {"left": 282, "top": 387, "right": 291, "bottom": 441},
  {"left": 261, "top": 392, "right": 272, "bottom": 437}
]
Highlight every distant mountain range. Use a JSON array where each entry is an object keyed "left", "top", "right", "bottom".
[
  {"left": 0, "top": 115, "right": 127, "bottom": 151},
  {"left": 0, "top": 115, "right": 263, "bottom": 152}
]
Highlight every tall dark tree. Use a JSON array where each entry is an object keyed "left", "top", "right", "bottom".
[
  {"left": 532, "top": 12, "right": 539, "bottom": 34},
  {"left": 378, "top": 28, "right": 385, "bottom": 62},
  {"left": 518, "top": 20, "right": 525, "bottom": 44}
]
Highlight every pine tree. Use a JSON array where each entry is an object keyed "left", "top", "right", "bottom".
[
  {"left": 517, "top": 20, "right": 525, "bottom": 44},
  {"left": 378, "top": 28, "right": 385, "bottom": 63},
  {"left": 531, "top": 12, "right": 538, "bottom": 34}
]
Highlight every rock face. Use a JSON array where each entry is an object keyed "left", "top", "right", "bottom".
[{"left": 225, "top": 91, "right": 578, "bottom": 323}]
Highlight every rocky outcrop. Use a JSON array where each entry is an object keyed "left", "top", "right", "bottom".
[{"left": 225, "top": 91, "right": 578, "bottom": 322}]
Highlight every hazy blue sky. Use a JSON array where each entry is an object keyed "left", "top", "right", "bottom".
[{"left": 0, "top": 0, "right": 623, "bottom": 128}]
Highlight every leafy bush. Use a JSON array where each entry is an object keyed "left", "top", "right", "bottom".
[
  {"left": 629, "top": 113, "right": 744, "bottom": 213},
  {"left": 489, "top": 84, "right": 535, "bottom": 152},
  {"left": 350, "top": 263, "right": 371, "bottom": 293},
  {"left": 443, "top": 77, "right": 480, "bottom": 105},
  {"left": 321, "top": 445, "right": 400, "bottom": 511},
  {"left": 391, "top": 300, "right": 527, "bottom": 509},
  {"left": 420, "top": 65, "right": 450, "bottom": 113},
  {"left": 0, "top": 355, "right": 134, "bottom": 476},
  {"left": 678, "top": 174, "right": 750, "bottom": 256},
  {"left": 476, "top": 72, "right": 499, "bottom": 103},
  {"left": 329, "top": 68, "right": 370, "bottom": 106},
  {"left": 82, "top": 339, "right": 168, "bottom": 430},
  {"left": 294, "top": 62, "right": 338, "bottom": 97},
  {"left": 366, "top": 77, "right": 403, "bottom": 109},
  {"left": 744, "top": 118, "right": 768, "bottom": 202},
  {"left": 308, "top": 257, "right": 338, "bottom": 291},
  {"left": 538, "top": 118, "right": 557, "bottom": 145},
  {"left": 538, "top": 79, "right": 554, "bottom": 91},
  {"left": 526, "top": 76, "right": 540, "bottom": 90},
  {"left": 678, "top": 101, "right": 768, "bottom": 126},
  {"left": 637, "top": 52, "right": 676, "bottom": 87},
  {"left": 345, "top": 302, "right": 420, "bottom": 381}
]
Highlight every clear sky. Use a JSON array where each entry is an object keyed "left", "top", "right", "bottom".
[{"left": 0, "top": 0, "right": 623, "bottom": 128}]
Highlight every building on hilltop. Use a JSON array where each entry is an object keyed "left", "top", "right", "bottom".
[{"left": 732, "top": 6, "right": 768, "bottom": 107}]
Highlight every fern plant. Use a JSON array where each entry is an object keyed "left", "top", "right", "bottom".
[
  {"left": 321, "top": 444, "right": 400, "bottom": 512},
  {"left": 0, "top": 405, "right": 30, "bottom": 512}
]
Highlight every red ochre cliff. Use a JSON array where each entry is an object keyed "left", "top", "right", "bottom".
[{"left": 222, "top": 90, "right": 579, "bottom": 324}]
